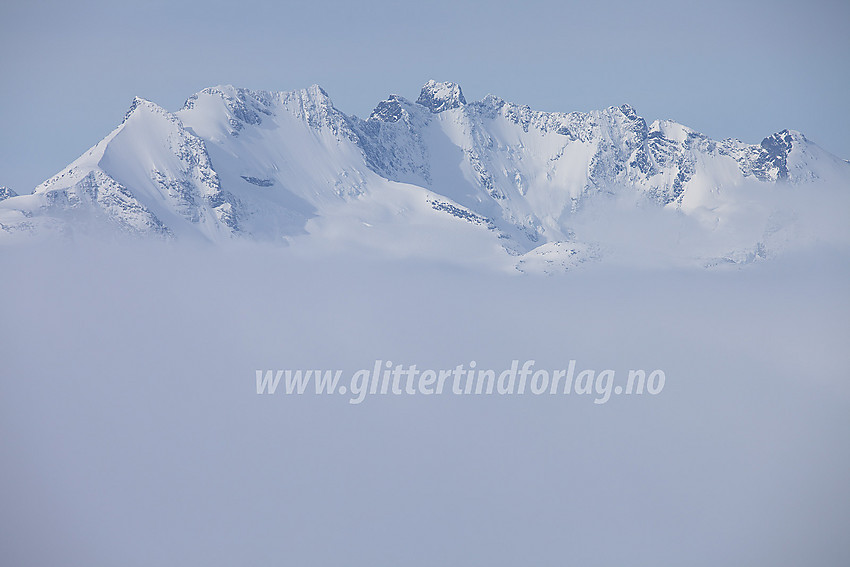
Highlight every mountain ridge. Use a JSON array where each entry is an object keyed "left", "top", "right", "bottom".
[{"left": 1, "top": 80, "right": 848, "bottom": 270}]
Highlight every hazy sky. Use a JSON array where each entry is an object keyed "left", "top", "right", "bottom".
[{"left": 1, "top": 0, "right": 848, "bottom": 192}]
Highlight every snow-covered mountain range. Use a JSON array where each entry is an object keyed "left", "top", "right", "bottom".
[{"left": 2, "top": 80, "right": 848, "bottom": 270}]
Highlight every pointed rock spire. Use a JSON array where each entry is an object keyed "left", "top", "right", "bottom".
[{"left": 416, "top": 80, "right": 466, "bottom": 113}]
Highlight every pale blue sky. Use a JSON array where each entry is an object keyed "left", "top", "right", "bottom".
[{"left": 1, "top": 0, "right": 848, "bottom": 192}]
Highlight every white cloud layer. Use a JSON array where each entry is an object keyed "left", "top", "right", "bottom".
[{"left": 1, "top": 242, "right": 848, "bottom": 565}]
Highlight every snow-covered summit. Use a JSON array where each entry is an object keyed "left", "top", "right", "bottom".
[
  {"left": 123, "top": 96, "right": 174, "bottom": 123},
  {"left": 0, "top": 186, "right": 16, "bottom": 201},
  {"left": 416, "top": 80, "right": 466, "bottom": 113}
]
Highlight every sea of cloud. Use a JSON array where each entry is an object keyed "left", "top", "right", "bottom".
[{"left": 1, "top": 237, "right": 848, "bottom": 566}]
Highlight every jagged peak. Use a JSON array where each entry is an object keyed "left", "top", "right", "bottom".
[
  {"left": 123, "top": 96, "right": 172, "bottom": 122},
  {"left": 368, "top": 94, "right": 415, "bottom": 122},
  {"left": 416, "top": 80, "right": 466, "bottom": 113},
  {"left": 204, "top": 83, "right": 239, "bottom": 96},
  {"left": 617, "top": 103, "right": 639, "bottom": 120},
  {"left": 481, "top": 93, "right": 506, "bottom": 107},
  {"left": 186, "top": 83, "right": 332, "bottom": 105},
  {"left": 183, "top": 84, "right": 336, "bottom": 120},
  {"left": 305, "top": 83, "right": 331, "bottom": 100},
  {"left": 182, "top": 85, "right": 274, "bottom": 132},
  {"left": 648, "top": 119, "right": 701, "bottom": 142},
  {"left": 759, "top": 130, "right": 804, "bottom": 168},
  {"left": 762, "top": 129, "right": 806, "bottom": 146},
  {"left": 0, "top": 186, "right": 17, "bottom": 201},
  {"left": 184, "top": 84, "right": 255, "bottom": 109},
  {"left": 285, "top": 84, "right": 337, "bottom": 110}
]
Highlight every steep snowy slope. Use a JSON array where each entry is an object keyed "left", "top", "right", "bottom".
[
  {"left": 1, "top": 80, "right": 847, "bottom": 269},
  {"left": 0, "top": 98, "right": 229, "bottom": 242}
]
